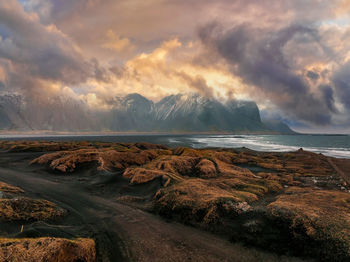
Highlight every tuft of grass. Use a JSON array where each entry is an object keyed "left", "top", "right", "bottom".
[
  {"left": 0, "top": 197, "right": 66, "bottom": 222},
  {"left": 0, "top": 237, "right": 96, "bottom": 262}
]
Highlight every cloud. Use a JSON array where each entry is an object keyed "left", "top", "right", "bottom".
[
  {"left": 101, "top": 30, "right": 135, "bottom": 55},
  {"left": 176, "top": 72, "right": 214, "bottom": 98},
  {"left": 2, "top": 0, "right": 350, "bottom": 131},
  {"left": 79, "top": 37, "right": 243, "bottom": 107},
  {"left": 198, "top": 23, "right": 338, "bottom": 125},
  {"left": 332, "top": 61, "right": 350, "bottom": 111},
  {"left": 20, "top": 0, "right": 53, "bottom": 24},
  {"left": 306, "top": 71, "right": 320, "bottom": 80},
  {"left": 0, "top": 0, "right": 108, "bottom": 97}
]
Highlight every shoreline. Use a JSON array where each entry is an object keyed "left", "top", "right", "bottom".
[
  {"left": 0, "top": 134, "right": 349, "bottom": 159},
  {"left": 0, "top": 130, "right": 291, "bottom": 136},
  {"left": 0, "top": 130, "right": 348, "bottom": 137}
]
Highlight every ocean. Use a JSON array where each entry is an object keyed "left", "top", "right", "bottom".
[{"left": 1, "top": 134, "right": 350, "bottom": 158}]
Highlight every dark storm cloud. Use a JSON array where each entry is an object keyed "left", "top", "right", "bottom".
[
  {"left": 199, "top": 23, "right": 336, "bottom": 125},
  {"left": 91, "top": 58, "right": 110, "bottom": 82},
  {"left": 109, "top": 66, "right": 125, "bottom": 79},
  {"left": 306, "top": 71, "right": 320, "bottom": 80},
  {"left": 176, "top": 72, "right": 214, "bottom": 98},
  {"left": 4, "top": 0, "right": 350, "bottom": 131},
  {"left": 332, "top": 61, "right": 350, "bottom": 111},
  {"left": 0, "top": 0, "right": 108, "bottom": 94},
  {"left": 320, "top": 85, "right": 337, "bottom": 113}
]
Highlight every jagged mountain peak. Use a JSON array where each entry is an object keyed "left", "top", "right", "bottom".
[
  {"left": 0, "top": 92, "right": 295, "bottom": 133},
  {"left": 112, "top": 93, "right": 154, "bottom": 116},
  {"left": 155, "top": 93, "right": 217, "bottom": 121},
  {"left": 123, "top": 93, "right": 152, "bottom": 104}
]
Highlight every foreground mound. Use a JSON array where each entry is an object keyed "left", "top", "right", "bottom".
[
  {"left": 0, "top": 198, "right": 66, "bottom": 222},
  {"left": 154, "top": 177, "right": 280, "bottom": 225},
  {"left": 0, "top": 237, "right": 96, "bottom": 262},
  {"left": 4, "top": 141, "right": 350, "bottom": 261},
  {"left": 0, "top": 181, "right": 65, "bottom": 222},
  {"left": 0, "top": 180, "right": 95, "bottom": 261},
  {"left": 29, "top": 143, "right": 170, "bottom": 172},
  {"left": 0, "top": 182, "right": 24, "bottom": 194},
  {"left": 267, "top": 188, "right": 350, "bottom": 261}
]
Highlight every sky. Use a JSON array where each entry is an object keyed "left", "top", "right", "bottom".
[{"left": 1, "top": 0, "right": 350, "bottom": 133}]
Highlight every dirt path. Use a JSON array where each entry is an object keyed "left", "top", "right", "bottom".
[{"left": 0, "top": 152, "right": 310, "bottom": 262}]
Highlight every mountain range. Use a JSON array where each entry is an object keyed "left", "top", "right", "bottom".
[{"left": 0, "top": 93, "right": 295, "bottom": 134}]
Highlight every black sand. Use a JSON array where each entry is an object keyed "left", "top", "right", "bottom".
[{"left": 0, "top": 150, "right": 313, "bottom": 262}]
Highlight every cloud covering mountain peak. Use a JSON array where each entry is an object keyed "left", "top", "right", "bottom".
[
  {"left": 1, "top": 1, "right": 350, "bottom": 132},
  {"left": 0, "top": 92, "right": 294, "bottom": 134}
]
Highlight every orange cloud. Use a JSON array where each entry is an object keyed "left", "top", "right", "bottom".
[
  {"left": 79, "top": 37, "right": 247, "bottom": 110},
  {"left": 102, "top": 30, "right": 135, "bottom": 53}
]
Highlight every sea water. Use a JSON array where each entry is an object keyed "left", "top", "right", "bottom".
[{"left": 0, "top": 134, "right": 349, "bottom": 158}]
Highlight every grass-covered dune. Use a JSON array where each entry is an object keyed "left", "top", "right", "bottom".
[
  {"left": 0, "top": 179, "right": 96, "bottom": 262},
  {"left": 0, "top": 140, "right": 349, "bottom": 261}
]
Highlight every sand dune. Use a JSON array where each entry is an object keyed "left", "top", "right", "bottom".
[{"left": 0, "top": 141, "right": 348, "bottom": 261}]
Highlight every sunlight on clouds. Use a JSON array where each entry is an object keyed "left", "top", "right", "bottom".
[
  {"left": 129, "top": 38, "right": 181, "bottom": 66},
  {"left": 4, "top": 0, "right": 350, "bottom": 130},
  {"left": 0, "top": 66, "right": 6, "bottom": 83},
  {"left": 80, "top": 37, "right": 248, "bottom": 109},
  {"left": 336, "top": 0, "right": 350, "bottom": 16},
  {"left": 101, "top": 30, "right": 135, "bottom": 53},
  {"left": 121, "top": 38, "right": 245, "bottom": 100},
  {"left": 82, "top": 92, "right": 113, "bottom": 111},
  {"left": 21, "top": 0, "right": 53, "bottom": 23}
]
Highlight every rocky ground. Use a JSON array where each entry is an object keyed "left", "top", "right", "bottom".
[{"left": 0, "top": 140, "right": 349, "bottom": 261}]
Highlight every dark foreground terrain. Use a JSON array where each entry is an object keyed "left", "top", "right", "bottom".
[{"left": 0, "top": 141, "right": 349, "bottom": 262}]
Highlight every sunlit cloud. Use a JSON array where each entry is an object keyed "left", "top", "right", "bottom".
[{"left": 1, "top": 0, "right": 350, "bottom": 131}]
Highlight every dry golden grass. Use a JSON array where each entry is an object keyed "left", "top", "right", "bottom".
[
  {"left": 195, "top": 158, "right": 217, "bottom": 178},
  {"left": 0, "top": 141, "right": 93, "bottom": 152},
  {"left": 0, "top": 237, "right": 95, "bottom": 262},
  {"left": 152, "top": 155, "right": 200, "bottom": 176},
  {"left": 268, "top": 188, "right": 350, "bottom": 260},
  {"left": 215, "top": 159, "right": 255, "bottom": 178},
  {"left": 154, "top": 176, "right": 283, "bottom": 225},
  {"left": 31, "top": 148, "right": 163, "bottom": 172},
  {"left": 123, "top": 167, "right": 171, "bottom": 184},
  {"left": 122, "top": 153, "right": 256, "bottom": 185},
  {"left": 230, "top": 150, "right": 334, "bottom": 177},
  {"left": 0, "top": 182, "right": 24, "bottom": 194},
  {"left": 0, "top": 140, "right": 169, "bottom": 153},
  {"left": 7, "top": 141, "right": 350, "bottom": 260},
  {"left": 0, "top": 198, "right": 65, "bottom": 222},
  {"left": 154, "top": 178, "right": 252, "bottom": 224},
  {"left": 97, "top": 149, "right": 160, "bottom": 171}
]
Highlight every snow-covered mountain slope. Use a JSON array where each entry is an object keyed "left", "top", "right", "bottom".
[
  {"left": 0, "top": 94, "right": 93, "bottom": 131},
  {"left": 151, "top": 93, "right": 266, "bottom": 132},
  {"left": 0, "top": 92, "right": 295, "bottom": 133},
  {"left": 0, "top": 94, "right": 31, "bottom": 130}
]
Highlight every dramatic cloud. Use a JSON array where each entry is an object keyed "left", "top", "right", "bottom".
[
  {"left": 193, "top": 1, "right": 350, "bottom": 128},
  {"left": 79, "top": 38, "right": 242, "bottom": 106},
  {"left": 198, "top": 23, "right": 337, "bottom": 124},
  {"left": 333, "top": 61, "right": 350, "bottom": 110},
  {"left": 1, "top": 0, "right": 350, "bottom": 132},
  {"left": 0, "top": 0, "right": 107, "bottom": 98}
]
